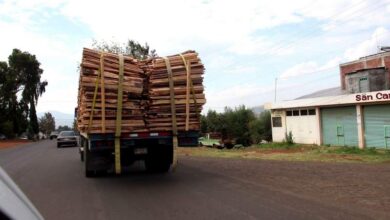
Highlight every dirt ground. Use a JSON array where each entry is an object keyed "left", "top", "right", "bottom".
[
  {"left": 183, "top": 156, "right": 390, "bottom": 219},
  {"left": 0, "top": 140, "right": 31, "bottom": 149}
]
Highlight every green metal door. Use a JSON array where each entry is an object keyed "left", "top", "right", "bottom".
[
  {"left": 363, "top": 105, "right": 390, "bottom": 149},
  {"left": 321, "top": 107, "right": 358, "bottom": 147}
]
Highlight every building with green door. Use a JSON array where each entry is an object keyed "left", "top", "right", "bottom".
[{"left": 265, "top": 51, "right": 390, "bottom": 149}]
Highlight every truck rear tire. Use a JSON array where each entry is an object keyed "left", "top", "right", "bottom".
[
  {"left": 145, "top": 159, "right": 170, "bottom": 173},
  {"left": 84, "top": 145, "right": 96, "bottom": 178},
  {"left": 225, "top": 143, "right": 234, "bottom": 149}
]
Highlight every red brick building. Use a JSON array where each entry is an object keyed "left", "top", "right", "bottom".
[{"left": 339, "top": 52, "right": 390, "bottom": 92}]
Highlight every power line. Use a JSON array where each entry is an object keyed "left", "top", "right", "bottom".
[
  {"left": 211, "top": 22, "right": 389, "bottom": 92},
  {"left": 269, "top": 0, "right": 388, "bottom": 55},
  {"left": 205, "top": 1, "right": 389, "bottom": 85}
]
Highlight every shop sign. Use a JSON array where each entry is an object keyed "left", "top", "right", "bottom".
[{"left": 356, "top": 92, "right": 390, "bottom": 101}]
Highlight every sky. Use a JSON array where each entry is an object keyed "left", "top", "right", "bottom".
[{"left": 1, "top": 0, "right": 390, "bottom": 119}]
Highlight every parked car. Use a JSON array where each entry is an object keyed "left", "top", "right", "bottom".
[
  {"left": 49, "top": 131, "right": 59, "bottom": 140},
  {"left": 199, "top": 132, "right": 237, "bottom": 149},
  {"left": 19, "top": 132, "right": 28, "bottom": 140},
  {"left": 0, "top": 133, "right": 6, "bottom": 140},
  {"left": 57, "top": 131, "right": 78, "bottom": 148},
  {"left": 199, "top": 136, "right": 224, "bottom": 149},
  {"left": 38, "top": 132, "right": 46, "bottom": 140}
]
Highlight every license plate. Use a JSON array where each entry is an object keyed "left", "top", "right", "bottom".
[{"left": 134, "top": 148, "right": 148, "bottom": 155}]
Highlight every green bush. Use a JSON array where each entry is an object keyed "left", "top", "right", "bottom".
[
  {"left": 256, "top": 142, "right": 297, "bottom": 149},
  {"left": 284, "top": 131, "right": 294, "bottom": 145},
  {"left": 1, "top": 121, "right": 14, "bottom": 138},
  {"left": 326, "top": 146, "right": 380, "bottom": 155}
]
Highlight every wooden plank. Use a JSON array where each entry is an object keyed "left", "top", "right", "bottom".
[{"left": 78, "top": 48, "right": 206, "bottom": 133}]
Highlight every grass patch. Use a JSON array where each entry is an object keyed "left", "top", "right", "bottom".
[
  {"left": 253, "top": 142, "right": 298, "bottom": 149},
  {"left": 178, "top": 144, "right": 390, "bottom": 163},
  {"left": 317, "top": 146, "right": 390, "bottom": 155}
]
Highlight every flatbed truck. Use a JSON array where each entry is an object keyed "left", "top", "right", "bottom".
[{"left": 79, "top": 131, "right": 198, "bottom": 177}]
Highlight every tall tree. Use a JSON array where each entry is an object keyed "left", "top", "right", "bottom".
[
  {"left": 72, "top": 119, "right": 78, "bottom": 132},
  {"left": 39, "top": 112, "right": 56, "bottom": 135},
  {"left": 92, "top": 39, "right": 157, "bottom": 60},
  {"left": 0, "top": 49, "right": 47, "bottom": 137}
]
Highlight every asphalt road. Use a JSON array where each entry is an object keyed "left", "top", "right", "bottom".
[{"left": 0, "top": 140, "right": 388, "bottom": 220}]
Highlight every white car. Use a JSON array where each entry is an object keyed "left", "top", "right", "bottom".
[{"left": 57, "top": 131, "right": 78, "bottom": 148}]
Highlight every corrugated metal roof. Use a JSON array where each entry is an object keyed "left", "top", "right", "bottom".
[
  {"left": 265, "top": 89, "right": 390, "bottom": 110},
  {"left": 296, "top": 87, "right": 348, "bottom": 99}
]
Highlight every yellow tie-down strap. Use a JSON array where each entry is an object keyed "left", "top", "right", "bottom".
[
  {"left": 164, "top": 57, "right": 178, "bottom": 171},
  {"left": 100, "top": 53, "right": 106, "bottom": 133},
  {"left": 114, "top": 54, "right": 124, "bottom": 174},
  {"left": 87, "top": 59, "right": 101, "bottom": 133},
  {"left": 179, "top": 54, "right": 200, "bottom": 125}
]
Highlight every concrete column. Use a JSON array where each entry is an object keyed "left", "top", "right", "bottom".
[
  {"left": 315, "top": 107, "right": 322, "bottom": 146},
  {"left": 356, "top": 105, "right": 365, "bottom": 149}
]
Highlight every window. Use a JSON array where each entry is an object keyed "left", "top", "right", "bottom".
[
  {"left": 292, "top": 110, "right": 299, "bottom": 116},
  {"left": 286, "top": 111, "right": 292, "bottom": 116},
  {"left": 300, "top": 109, "right": 308, "bottom": 116},
  {"left": 308, "top": 109, "right": 316, "bottom": 115},
  {"left": 359, "top": 77, "right": 369, "bottom": 92},
  {"left": 272, "top": 117, "right": 282, "bottom": 127},
  {"left": 337, "top": 125, "right": 344, "bottom": 136}
]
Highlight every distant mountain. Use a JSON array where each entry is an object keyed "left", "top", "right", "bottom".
[
  {"left": 251, "top": 105, "right": 264, "bottom": 117},
  {"left": 37, "top": 111, "right": 74, "bottom": 127}
]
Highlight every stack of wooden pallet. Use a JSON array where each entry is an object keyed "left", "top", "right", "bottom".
[
  {"left": 77, "top": 48, "right": 206, "bottom": 134},
  {"left": 146, "top": 51, "right": 206, "bottom": 131},
  {"left": 77, "top": 48, "right": 147, "bottom": 133}
]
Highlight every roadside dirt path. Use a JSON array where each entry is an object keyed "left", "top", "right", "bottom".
[{"left": 0, "top": 140, "right": 32, "bottom": 149}]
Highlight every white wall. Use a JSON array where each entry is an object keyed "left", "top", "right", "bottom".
[
  {"left": 286, "top": 115, "right": 319, "bottom": 145},
  {"left": 271, "top": 110, "right": 286, "bottom": 142},
  {"left": 271, "top": 109, "right": 321, "bottom": 145}
]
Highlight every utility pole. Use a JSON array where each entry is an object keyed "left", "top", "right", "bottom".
[{"left": 274, "top": 77, "right": 278, "bottom": 102}]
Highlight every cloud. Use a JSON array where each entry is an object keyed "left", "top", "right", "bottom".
[
  {"left": 204, "top": 80, "right": 307, "bottom": 111},
  {"left": 1, "top": 0, "right": 390, "bottom": 114},
  {"left": 344, "top": 27, "right": 390, "bottom": 60},
  {"left": 205, "top": 83, "right": 275, "bottom": 112},
  {"left": 280, "top": 26, "right": 390, "bottom": 80},
  {"left": 0, "top": 1, "right": 83, "bottom": 114},
  {"left": 279, "top": 58, "right": 341, "bottom": 79},
  {"left": 56, "top": 0, "right": 311, "bottom": 55}
]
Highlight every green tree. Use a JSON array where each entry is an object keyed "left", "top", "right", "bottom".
[
  {"left": 200, "top": 115, "right": 208, "bottom": 134},
  {"left": 201, "top": 106, "right": 256, "bottom": 146},
  {"left": 260, "top": 111, "right": 272, "bottom": 141},
  {"left": 0, "top": 121, "right": 14, "bottom": 138},
  {"left": 28, "top": 103, "right": 39, "bottom": 137},
  {"left": 223, "top": 106, "right": 255, "bottom": 146},
  {"left": 57, "top": 125, "right": 71, "bottom": 132},
  {"left": 0, "top": 49, "right": 47, "bottom": 137},
  {"left": 92, "top": 39, "right": 157, "bottom": 60},
  {"left": 205, "top": 110, "right": 220, "bottom": 132},
  {"left": 39, "top": 112, "right": 56, "bottom": 136},
  {"left": 72, "top": 119, "right": 77, "bottom": 132},
  {"left": 249, "top": 110, "right": 272, "bottom": 144}
]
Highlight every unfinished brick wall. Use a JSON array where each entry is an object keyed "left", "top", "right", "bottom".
[{"left": 340, "top": 53, "right": 390, "bottom": 90}]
